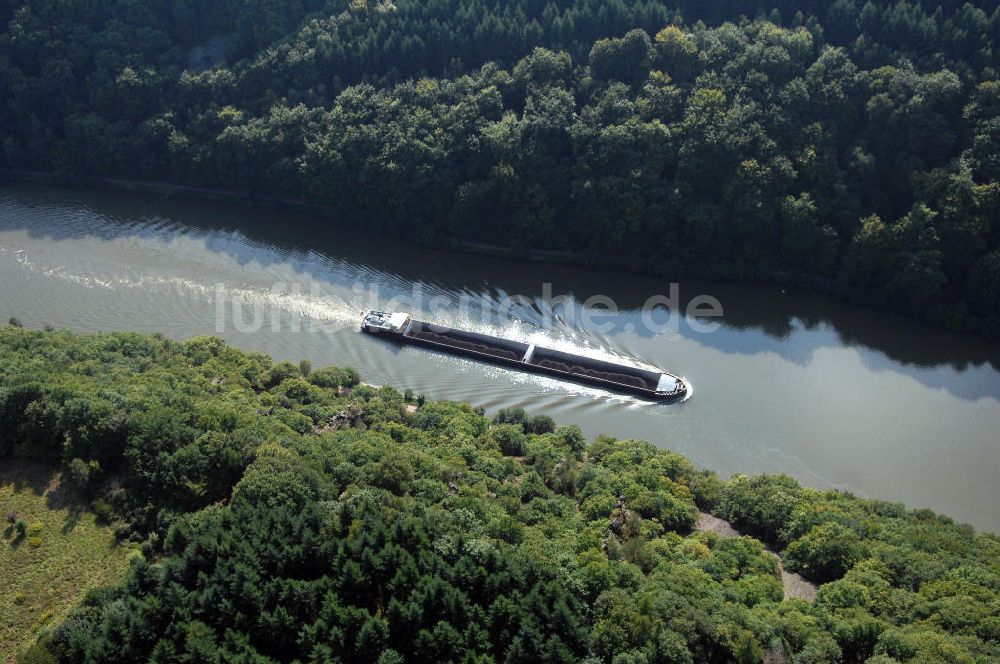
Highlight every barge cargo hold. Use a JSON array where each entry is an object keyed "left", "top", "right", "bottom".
[{"left": 361, "top": 311, "right": 689, "bottom": 401}]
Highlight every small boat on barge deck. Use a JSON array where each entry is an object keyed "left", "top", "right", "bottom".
[{"left": 360, "top": 311, "right": 689, "bottom": 402}]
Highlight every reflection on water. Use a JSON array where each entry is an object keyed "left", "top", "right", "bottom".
[{"left": 2, "top": 183, "right": 999, "bottom": 532}]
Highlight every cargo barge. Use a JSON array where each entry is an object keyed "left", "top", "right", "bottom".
[{"left": 361, "top": 311, "right": 689, "bottom": 401}]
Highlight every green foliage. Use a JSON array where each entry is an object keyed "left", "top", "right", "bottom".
[
  {"left": 2, "top": 1, "right": 1000, "bottom": 335},
  {"left": 89, "top": 500, "right": 112, "bottom": 525},
  {"left": 307, "top": 366, "right": 361, "bottom": 389},
  {"left": 491, "top": 422, "right": 528, "bottom": 456},
  {"left": 1, "top": 329, "right": 998, "bottom": 663},
  {"left": 66, "top": 458, "right": 100, "bottom": 494},
  {"left": 0, "top": 327, "right": 361, "bottom": 533},
  {"left": 720, "top": 474, "right": 802, "bottom": 542},
  {"left": 784, "top": 523, "right": 868, "bottom": 583},
  {"left": 1, "top": 461, "right": 134, "bottom": 663}
]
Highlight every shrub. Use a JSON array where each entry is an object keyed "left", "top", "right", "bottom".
[
  {"left": 371, "top": 456, "right": 414, "bottom": 494},
  {"left": 263, "top": 361, "right": 301, "bottom": 388},
  {"left": 28, "top": 521, "right": 44, "bottom": 534},
  {"left": 720, "top": 474, "right": 801, "bottom": 543},
  {"left": 298, "top": 359, "right": 312, "bottom": 377},
  {"left": 525, "top": 414, "right": 556, "bottom": 434},
  {"left": 67, "top": 457, "right": 101, "bottom": 492},
  {"left": 556, "top": 425, "right": 587, "bottom": 455},
  {"left": 784, "top": 523, "right": 867, "bottom": 583},
  {"left": 14, "top": 518, "right": 28, "bottom": 536},
  {"left": 91, "top": 500, "right": 113, "bottom": 524},
  {"left": 492, "top": 423, "right": 527, "bottom": 456},
  {"left": 494, "top": 407, "right": 526, "bottom": 427},
  {"left": 874, "top": 626, "right": 975, "bottom": 662},
  {"left": 307, "top": 366, "right": 361, "bottom": 389},
  {"left": 731, "top": 630, "right": 764, "bottom": 664},
  {"left": 16, "top": 640, "right": 57, "bottom": 664},
  {"left": 28, "top": 536, "right": 43, "bottom": 548},
  {"left": 487, "top": 514, "right": 524, "bottom": 544}
]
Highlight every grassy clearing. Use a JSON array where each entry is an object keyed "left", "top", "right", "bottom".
[{"left": 0, "top": 461, "right": 133, "bottom": 663}]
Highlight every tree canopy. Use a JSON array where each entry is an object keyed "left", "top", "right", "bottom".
[
  {"left": 2, "top": 0, "right": 1000, "bottom": 334},
  {"left": 2, "top": 325, "right": 999, "bottom": 663}
]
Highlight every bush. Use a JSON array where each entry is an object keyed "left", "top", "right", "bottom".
[
  {"left": 487, "top": 514, "right": 524, "bottom": 544},
  {"left": 91, "top": 500, "right": 113, "bottom": 524},
  {"left": 784, "top": 523, "right": 868, "bottom": 583},
  {"left": 720, "top": 474, "right": 801, "bottom": 543},
  {"left": 525, "top": 415, "right": 556, "bottom": 435},
  {"left": 492, "top": 423, "right": 527, "bottom": 456},
  {"left": 28, "top": 536, "right": 43, "bottom": 548},
  {"left": 556, "top": 425, "right": 587, "bottom": 455},
  {"left": 16, "top": 640, "right": 57, "bottom": 664},
  {"left": 307, "top": 366, "right": 361, "bottom": 389},
  {"left": 14, "top": 519, "right": 28, "bottom": 536},
  {"left": 67, "top": 458, "right": 101, "bottom": 493},
  {"left": 263, "top": 361, "right": 301, "bottom": 388},
  {"left": 494, "top": 407, "right": 526, "bottom": 427}
]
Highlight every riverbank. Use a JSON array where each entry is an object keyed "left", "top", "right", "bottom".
[
  {"left": 9, "top": 168, "right": 993, "bottom": 338},
  {"left": 3, "top": 182, "right": 999, "bottom": 532},
  {"left": 7, "top": 167, "right": 991, "bottom": 340},
  {"left": 3, "top": 169, "right": 837, "bottom": 281},
  {"left": 0, "top": 169, "right": 859, "bottom": 311},
  {"left": 3, "top": 325, "right": 999, "bottom": 663}
]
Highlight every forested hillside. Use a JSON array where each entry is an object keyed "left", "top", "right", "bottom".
[
  {"left": 1, "top": 1, "right": 1000, "bottom": 334},
  {"left": 2, "top": 325, "right": 999, "bottom": 662}
]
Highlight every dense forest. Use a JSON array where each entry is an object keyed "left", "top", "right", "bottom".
[
  {"left": 1, "top": 1, "right": 1000, "bottom": 335},
  {"left": 1, "top": 324, "right": 999, "bottom": 663}
]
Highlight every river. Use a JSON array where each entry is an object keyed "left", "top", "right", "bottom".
[{"left": 2, "top": 183, "right": 999, "bottom": 532}]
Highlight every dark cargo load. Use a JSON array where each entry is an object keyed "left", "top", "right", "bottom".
[
  {"left": 527, "top": 345, "right": 661, "bottom": 391},
  {"left": 360, "top": 311, "right": 688, "bottom": 402},
  {"left": 406, "top": 321, "right": 529, "bottom": 362}
]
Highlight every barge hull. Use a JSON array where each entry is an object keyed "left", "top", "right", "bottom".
[{"left": 396, "top": 318, "right": 685, "bottom": 401}]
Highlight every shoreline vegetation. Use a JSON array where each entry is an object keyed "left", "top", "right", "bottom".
[
  {"left": 2, "top": 325, "right": 998, "bottom": 663},
  {"left": 0, "top": 168, "right": 917, "bottom": 325},
  {"left": 1, "top": 168, "right": 840, "bottom": 292},
  {"left": 3, "top": 1, "right": 1000, "bottom": 340}
]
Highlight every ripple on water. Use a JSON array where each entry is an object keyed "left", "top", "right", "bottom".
[{"left": 2, "top": 184, "right": 1000, "bottom": 533}]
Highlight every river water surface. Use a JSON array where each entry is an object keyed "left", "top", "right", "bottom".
[{"left": 2, "top": 184, "right": 999, "bottom": 531}]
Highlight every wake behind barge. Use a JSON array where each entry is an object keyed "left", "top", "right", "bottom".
[{"left": 361, "top": 311, "right": 689, "bottom": 402}]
